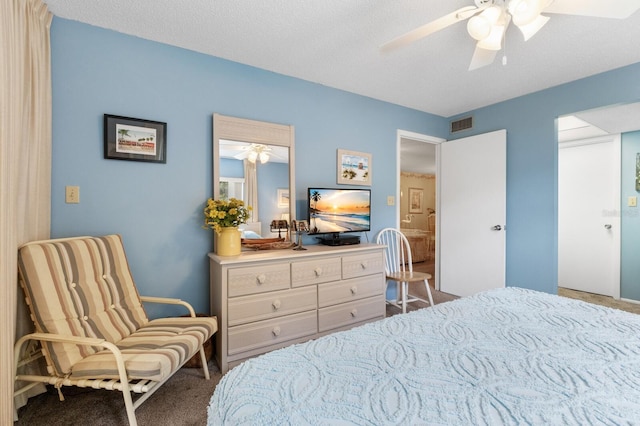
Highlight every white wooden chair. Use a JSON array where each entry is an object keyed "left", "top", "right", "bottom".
[
  {"left": 14, "top": 235, "right": 218, "bottom": 426},
  {"left": 376, "top": 228, "right": 434, "bottom": 313}
]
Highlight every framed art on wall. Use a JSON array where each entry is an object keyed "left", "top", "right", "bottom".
[
  {"left": 409, "top": 187, "right": 424, "bottom": 214},
  {"left": 277, "top": 188, "right": 289, "bottom": 208},
  {"left": 337, "top": 149, "right": 371, "bottom": 186},
  {"left": 104, "top": 114, "right": 167, "bottom": 163}
]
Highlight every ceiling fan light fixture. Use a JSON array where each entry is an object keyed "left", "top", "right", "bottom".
[
  {"left": 477, "top": 24, "right": 505, "bottom": 50},
  {"left": 259, "top": 152, "right": 269, "bottom": 164},
  {"left": 467, "top": 16, "right": 492, "bottom": 40},
  {"left": 480, "top": 5, "right": 503, "bottom": 24},
  {"left": 516, "top": 13, "right": 549, "bottom": 41},
  {"left": 509, "top": 0, "right": 544, "bottom": 27}
]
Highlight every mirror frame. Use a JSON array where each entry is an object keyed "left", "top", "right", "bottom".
[{"left": 212, "top": 113, "right": 296, "bottom": 230}]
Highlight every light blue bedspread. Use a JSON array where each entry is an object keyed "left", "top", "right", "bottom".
[{"left": 208, "top": 288, "right": 640, "bottom": 425}]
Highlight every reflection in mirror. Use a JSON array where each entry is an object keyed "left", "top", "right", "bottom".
[
  {"left": 219, "top": 176, "right": 245, "bottom": 201},
  {"left": 213, "top": 114, "right": 295, "bottom": 240}
]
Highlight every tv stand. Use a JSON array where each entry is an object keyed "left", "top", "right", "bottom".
[{"left": 317, "top": 233, "right": 360, "bottom": 246}]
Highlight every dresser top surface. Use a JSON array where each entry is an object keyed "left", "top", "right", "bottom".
[{"left": 209, "top": 243, "right": 384, "bottom": 265}]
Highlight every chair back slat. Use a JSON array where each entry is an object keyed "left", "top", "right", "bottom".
[
  {"left": 18, "top": 235, "right": 148, "bottom": 376},
  {"left": 376, "top": 228, "right": 414, "bottom": 275}
]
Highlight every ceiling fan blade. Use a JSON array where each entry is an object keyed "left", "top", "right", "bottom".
[
  {"left": 544, "top": 0, "right": 640, "bottom": 19},
  {"left": 233, "top": 152, "right": 249, "bottom": 160},
  {"left": 468, "top": 45, "right": 498, "bottom": 71},
  {"left": 380, "top": 6, "right": 479, "bottom": 53}
]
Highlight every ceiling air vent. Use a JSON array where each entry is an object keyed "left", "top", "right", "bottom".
[{"left": 450, "top": 116, "right": 473, "bottom": 133}]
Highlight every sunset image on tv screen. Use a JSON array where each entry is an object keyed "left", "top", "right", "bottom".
[{"left": 308, "top": 189, "right": 370, "bottom": 234}]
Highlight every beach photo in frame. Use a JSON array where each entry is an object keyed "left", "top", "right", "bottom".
[
  {"left": 409, "top": 187, "right": 424, "bottom": 214},
  {"left": 337, "top": 149, "right": 371, "bottom": 186},
  {"left": 277, "top": 188, "right": 289, "bottom": 208},
  {"left": 104, "top": 114, "right": 167, "bottom": 163}
]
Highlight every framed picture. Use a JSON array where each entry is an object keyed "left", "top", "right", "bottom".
[
  {"left": 293, "top": 219, "right": 309, "bottom": 232},
  {"left": 104, "top": 114, "right": 167, "bottom": 163},
  {"left": 409, "top": 187, "right": 424, "bottom": 214},
  {"left": 277, "top": 188, "right": 289, "bottom": 208},
  {"left": 337, "top": 149, "right": 371, "bottom": 186}
]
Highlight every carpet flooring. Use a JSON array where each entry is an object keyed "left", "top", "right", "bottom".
[
  {"left": 14, "top": 364, "right": 222, "bottom": 426},
  {"left": 15, "top": 257, "right": 639, "bottom": 425}
]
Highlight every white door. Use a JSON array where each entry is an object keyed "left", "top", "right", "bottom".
[
  {"left": 558, "top": 136, "right": 620, "bottom": 297},
  {"left": 439, "top": 130, "right": 507, "bottom": 297}
]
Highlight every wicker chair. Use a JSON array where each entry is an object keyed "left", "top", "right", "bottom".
[{"left": 14, "top": 235, "right": 217, "bottom": 426}]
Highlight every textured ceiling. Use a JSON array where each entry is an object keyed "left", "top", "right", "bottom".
[{"left": 42, "top": 0, "right": 640, "bottom": 117}]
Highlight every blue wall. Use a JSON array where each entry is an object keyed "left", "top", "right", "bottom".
[
  {"left": 621, "top": 131, "right": 640, "bottom": 300},
  {"left": 451, "top": 64, "right": 640, "bottom": 296},
  {"left": 51, "top": 17, "right": 640, "bottom": 317},
  {"left": 50, "top": 18, "right": 444, "bottom": 317}
]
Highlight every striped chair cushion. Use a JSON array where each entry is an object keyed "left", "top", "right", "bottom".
[
  {"left": 71, "top": 316, "right": 218, "bottom": 381},
  {"left": 18, "top": 235, "right": 149, "bottom": 376}
]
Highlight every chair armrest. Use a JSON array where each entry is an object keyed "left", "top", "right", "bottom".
[
  {"left": 140, "top": 296, "right": 196, "bottom": 317},
  {"left": 15, "top": 333, "right": 133, "bottom": 394},
  {"left": 21, "top": 332, "right": 106, "bottom": 347}
]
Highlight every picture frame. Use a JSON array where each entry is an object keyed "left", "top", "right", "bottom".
[
  {"left": 277, "top": 188, "right": 289, "bottom": 208},
  {"left": 409, "top": 187, "right": 424, "bottom": 214},
  {"left": 293, "top": 219, "right": 309, "bottom": 232},
  {"left": 104, "top": 114, "right": 167, "bottom": 163},
  {"left": 337, "top": 149, "right": 371, "bottom": 186}
]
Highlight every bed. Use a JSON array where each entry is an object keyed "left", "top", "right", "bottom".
[{"left": 207, "top": 287, "right": 640, "bottom": 425}]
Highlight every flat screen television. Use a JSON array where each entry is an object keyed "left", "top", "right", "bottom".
[{"left": 307, "top": 187, "right": 371, "bottom": 245}]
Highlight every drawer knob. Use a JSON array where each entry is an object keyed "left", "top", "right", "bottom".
[
  {"left": 314, "top": 267, "right": 323, "bottom": 277},
  {"left": 272, "top": 299, "right": 281, "bottom": 310},
  {"left": 256, "top": 274, "right": 267, "bottom": 285},
  {"left": 350, "top": 286, "right": 357, "bottom": 295},
  {"left": 272, "top": 326, "right": 281, "bottom": 337},
  {"left": 351, "top": 309, "right": 358, "bottom": 317},
  {"left": 360, "top": 261, "right": 367, "bottom": 269}
]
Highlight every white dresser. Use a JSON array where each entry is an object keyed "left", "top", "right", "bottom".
[{"left": 209, "top": 243, "right": 386, "bottom": 373}]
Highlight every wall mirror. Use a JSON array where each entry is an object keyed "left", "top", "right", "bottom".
[{"left": 213, "top": 113, "right": 296, "bottom": 239}]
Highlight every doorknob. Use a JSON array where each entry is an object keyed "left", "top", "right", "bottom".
[
  {"left": 492, "top": 225, "right": 502, "bottom": 231},
  {"left": 604, "top": 224, "right": 612, "bottom": 230}
]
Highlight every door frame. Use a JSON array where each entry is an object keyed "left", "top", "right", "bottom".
[
  {"left": 558, "top": 134, "right": 621, "bottom": 299},
  {"left": 396, "top": 129, "right": 445, "bottom": 289}
]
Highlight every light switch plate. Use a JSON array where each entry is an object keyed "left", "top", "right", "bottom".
[
  {"left": 65, "top": 186, "right": 80, "bottom": 204},
  {"left": 387, "top": 196, "right": 395, "bottom": 206},
  {"left": 628, "top": 196, "right": 637, "bottom": 207}
]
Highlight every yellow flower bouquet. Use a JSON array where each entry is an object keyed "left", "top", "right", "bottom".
[{"left": 203, "top": 198, "right": 252, "bottom": 234}]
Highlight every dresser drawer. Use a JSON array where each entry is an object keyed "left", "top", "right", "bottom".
[
  {"left": 291, "top": 256, "right": 341, "bottom": 287},
  {"left": 318, "top": 274, "right": 384, "bottom": 308},
  {"left": 228, "top": 311, "right": 317, "bottom": 356},
  {"left": 228, "top": 263, "right": 290, "bottom": 297},
  {"left": 318, "top": 295, "right": 385, "bottom": 332},
  {"left": 228, "top": 286, "right": 317, "bottom": 327},
  {"left": 342, "top": 252, "right": 384, "bottom": 279}
]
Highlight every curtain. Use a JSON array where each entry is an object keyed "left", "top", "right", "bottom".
[
  {"left": 0, "top": 0, "right": 52, "bottom": 421},
  {"left": 244, "top": 159, "right": 259, "bottom": 222}
]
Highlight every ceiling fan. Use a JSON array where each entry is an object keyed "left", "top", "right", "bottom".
[
  {"left": 219, "top": 140, "right": 289, "bottom": 164},
  {"left": 233, "top": 144, "right": 273, "bottom": 164},
  {"left": 381, "top": 0, "right": 640, "bottom": 70}
]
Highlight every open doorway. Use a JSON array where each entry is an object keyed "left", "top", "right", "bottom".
[
  {"left": 557, "top": 102, "right": 640, "bottom": 300},
  {"left": 397, "top": 130, "right": 444, "bottom": 289}
]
